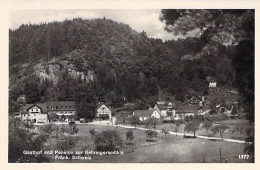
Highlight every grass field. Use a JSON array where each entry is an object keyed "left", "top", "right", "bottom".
[
  {"left": 50, "top": 124, "right": 252, "bottom": 163},
  {"left": 130, "top": 119, "right": 253, "bottom": 140}
]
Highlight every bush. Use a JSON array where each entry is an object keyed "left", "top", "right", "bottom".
[
  {"left": 55, "top": 136, "right": 77, "bottom": 151},
  {"left": 161, "top": 127, "right": 169, "bottom": 138},
  {"left": 94, "top": 130, "right": 123, "bottom": 151},
  {"left": 211, "top": 125, "right": 229, "bottom": 139},
  {"left": 126, "top": 130, "right": 134, "bottom": 143},
  {"left": 145, "top": 117, "right": 160, "bottom": 129},
  {"left": 89, "top": 128, "right": 96, "bottom": 139},
  {"left": 146, "top": 130, "right": 158, "bottom": 141}
]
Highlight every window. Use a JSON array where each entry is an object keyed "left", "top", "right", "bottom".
[{"left": 56, "top": 106, "right": 59, "bottom": 109}]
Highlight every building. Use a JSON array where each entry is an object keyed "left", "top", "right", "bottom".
[
  {"left": 46, "top": 101, "right": 77, "bottom": 120},
  {"left": 20, "top": 104, "right": 48, "bottom": 123},
  {"left": 154, "top": 101, "right": 177, "bottom": 117},
  {"left": 96, "top": 103, "right": 112, "bottom": 120},
  {"left": 133, "top": 109, "right": 160, "bottom": 122},
  {"left": 175, "top": 104, "right": 200, "bottom": 120},
  {"left": 206, "top": 76, "right": 217, "bottom": 88}
]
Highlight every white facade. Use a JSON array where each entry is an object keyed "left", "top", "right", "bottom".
[
  {"left": 136, "top": 110, "right": 160, "bottom": 122},
  {"left": 209, "top": 81, "right": 217, "bottom": 88},
  {"left": 21, "top": 105, "right": 48, "bottom": 123},
  {"left": 96, "top": 104, "right": 112, "bottom": 120},
  {"left": 154, "top": 102, "right": 176, "bottom": 117}
]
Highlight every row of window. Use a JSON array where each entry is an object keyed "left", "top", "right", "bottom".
[{"left": 47, "top": 106, "right": 74, "bottom": 110}]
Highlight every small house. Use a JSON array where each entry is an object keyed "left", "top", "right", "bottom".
[
  {"left": 206, "top": 76, "right": 217, "bottom": 88},
  {"left": 20, "top": 104, "right": 48, "bottom": 123},
  {"left": 154, "top": 101, "right": 177, "bottom": 117},
  {"left": 175, "top": 104, "right": 199, "bottom": 120},
  {"left": 133, "top": 109, "right": 160, "bottom": 122},
  {"left": 96, "top": 103, "right": 112, "bottom": 121}
]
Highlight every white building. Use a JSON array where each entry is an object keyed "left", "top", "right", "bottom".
[
  {"left": 96, "top": 103, "right": 112, "bottom": 120},
  {"left": 154, "top": 101, "right": 176, "bottom": 117},
  {"left": 133, "top": 109, "right": 160, "bottom": 122},
  {"left": 21, "top": 104, "right": 48, "bottom": 123}
]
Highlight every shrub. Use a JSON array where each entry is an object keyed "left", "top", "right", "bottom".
[
  {"left": 94, "top": 130, "right": 123, "bottom": 151},
  {"left": 126, "top": 130, "right": 134, "bottom": 143},
  {"left": 89, "top": 128, "right": 96, "bottom": 139},
  {"left": 211, "top": 125, "right": 229, "bottom": 139},
  {"left": 55, "top": 136, "right": 77, "bottom": 151},
  {"left": 184, "top": 120, "right": 200, "bottom": 137},
  {"left": 145, "top": 117, "right": 160, "bottom": 129},
  {"left": 161, "top": 128, "right": 169, "bottom": 138},
  {"left": 146, "top": 130, "right": 158, "bottom": 141}
]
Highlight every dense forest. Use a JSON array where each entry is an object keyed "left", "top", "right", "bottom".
[{"left": 9, "top": 10, "right": 254, "bottom": 121}]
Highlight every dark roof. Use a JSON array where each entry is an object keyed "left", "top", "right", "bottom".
[
  {"left": 21, "top": 103, "right": 48, "bottom": 113},
  {"left": 176, "top": 104, "right": 200, "bottom": 114},
  {"left": 45, "top": 101, "right": 76, "bottom": 110},
  {"left": 133, "top": 109, "right": 157, "bottom": 117},
  {"left": 155, "top": 101, "right": 177, "bottom": 110},
  {"left": 96, "top": 103, "right": 112, "bottom": 112},
  {"left": 206, "top": 76, "right": 216, "bottom": 82}
]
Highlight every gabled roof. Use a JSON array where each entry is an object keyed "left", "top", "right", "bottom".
[
  {"left": 96, "top": 103, "right": 112, "bottom": 112},
  {"left": 21, "top": 103, "right": 48, "bottom": 113},
  {"left": 176, "top": 104, "right": 200, "bottom": 114},
  {"left": 155, "top": 101, "right": 177, "bottom": 110},
  {"left": 206, "top": 76, "right": 216, "bottom": 82},
  {"left": 133, "top": 109, "right": 157, "bottom": 117}
]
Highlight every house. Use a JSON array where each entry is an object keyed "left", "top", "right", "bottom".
[
  {"left": 154, "top": 101, "right": 177, "bottom": 117},
  {"left": 189, "top": 95, "right": 203, "bottom": 105},
  {"left": 133, "top": 109, "right": 160, "bottom": 122},
  {"left": 175, "top": 104, "right": 200, "bottom": 120},
  {"left": 46, "top": 101, "right": 77, "bottom": 120},
  {"left": 96, "top": 103, "right": 112, "bottom": 121},
  {"left": 20, "top": 104, "right": 48, "bottom": 123},
  {"left": 206, "top": 76, "right": 217, "bottom": 88}
]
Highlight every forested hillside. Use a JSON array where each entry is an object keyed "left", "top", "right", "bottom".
[{"left": 9, "top": 17, "right": 241, "bottom": 118}]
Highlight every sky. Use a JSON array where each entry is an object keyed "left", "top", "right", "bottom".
[{"left": 9, "top": 9, "right": 190, "bottom": 41}]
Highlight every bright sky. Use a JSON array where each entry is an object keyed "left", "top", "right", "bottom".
[{"left": 9, "top": 9, "right": 189, "bottom": 41}]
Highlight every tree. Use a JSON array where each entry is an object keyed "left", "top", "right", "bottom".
[
  {"left": 48, "top": 113, "right": 59, "bottom": 122},
  {"left": 184, "top": 120, "right": 200, "bottom": 137},
  {"left": 211, "top": 125, "right": 229, "bottom": 140},
  {"left": 174, "top": 126, "right": 179, "bottom": 136},
  {"left": 94, "top": 130, "right": 123, "bottom": 151},
  {"left": 69, "top": 124, "right": 79, "bottom": 135},
  {"left": 89, "top": 128, "right": 96, "bottom": 140},
  {"left": 126, "top": 130, "right": 134, "bottom": 144},
  {"left": 55, "top": 136, "right": 77, "bottom": 151},
  {"left": 8, "top": 117, "right": 50, "bottom": 163},
  {"left": 146, "top": 130, "right": 158, "bottom": 141},
  {"left": 74, "top": 83, "right": 98, "bottom": 121},
  {"left": 202, "top": 120, "right": 213, "bottom": 137},
  {"left": 128, "top": 115, "right": 140, "bottom": 128},
  {"left": 174, "top": 119, "right": 183, "bottom": 136},
  {"left": 40, "top": 124, "right": 53, "bottom": 135},
  {"left": 145, "top": 117, "right": 160, "bottom": 129},
  {"left": 161, "top": 128, "right": 169, "bottom": 139},
  {"left": 23, "top": 75, "right": 41, "bottom": 103}
]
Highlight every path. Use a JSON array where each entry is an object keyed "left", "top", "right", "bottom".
[{"left": 113, "top": 124, "right": 251, "bottom": 144}]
